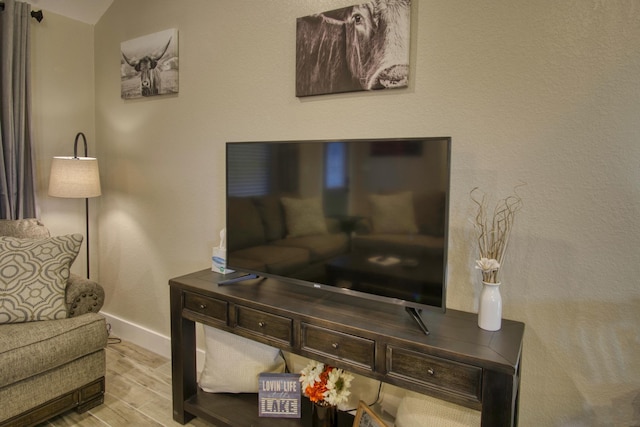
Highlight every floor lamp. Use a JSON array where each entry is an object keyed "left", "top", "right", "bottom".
[{"left": 48, "top": 132, "right": 102, "bottom": 279}]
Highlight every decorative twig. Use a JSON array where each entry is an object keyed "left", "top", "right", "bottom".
[{"left": 471, "top": 184, "right": 524, "bottom": 283}]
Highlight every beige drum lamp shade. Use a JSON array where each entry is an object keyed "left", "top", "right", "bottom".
[
  {"left": 47, "top": 132, "right": 101, "bottom": 279},
  {"left": 48, "top": 156, "right": 101, "bottom": 198}
]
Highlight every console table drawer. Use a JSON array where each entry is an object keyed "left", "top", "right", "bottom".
[
  {"left": 236, "top": 306, "right": 293, "bottom": 345},
  {"left": 302, "top": 324, "right": 375, "bottom": 371},
  {"left": 183, "top": 292, "right": 227, "bottom": 323},
  {"left": 387, "top": 346, "right": 482, "bottom": 401}
]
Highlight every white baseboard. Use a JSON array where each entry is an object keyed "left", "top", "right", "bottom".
[{"left": 102, "top": 311, "right": 205, "bottom": 372}]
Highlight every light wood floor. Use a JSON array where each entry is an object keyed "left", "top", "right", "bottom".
[{"left": 38, "top": 339, "right": 216, "bottom": 427}]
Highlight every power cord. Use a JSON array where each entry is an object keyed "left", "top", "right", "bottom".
[
  {"left": 106, "top": 323, "right": 122, "bottom": 345},
  {"left": 281, "top": 350, "right": 290, "bottom": 373}
]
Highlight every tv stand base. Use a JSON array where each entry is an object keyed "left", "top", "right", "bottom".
[
  {"left": 405, "top": 306, "right": 430, "bottom": 335},
  {"left": 218, "top": 273, "right": 260, "bottom": 286}
]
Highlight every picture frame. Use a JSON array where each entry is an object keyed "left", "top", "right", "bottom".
[
  {"left": 353, "top": 401, "right": 387, "bottom": 427},
  {"left": 120, "top": 28, "right": 179, "bottom": 99},
  {"left": 296, "top": 0, "right": 411, "bottom": 97}
]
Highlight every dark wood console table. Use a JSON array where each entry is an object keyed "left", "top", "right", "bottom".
[{"left": 170, "top": 269, "right": 524, "bottom": 427}]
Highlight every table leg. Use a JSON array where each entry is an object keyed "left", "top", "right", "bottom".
[
  {"left": 481, "top": 369, "right": 518, "bottom": 427},
  {"left": 170, "top": 287, "right": 197, "bottom": 424}
]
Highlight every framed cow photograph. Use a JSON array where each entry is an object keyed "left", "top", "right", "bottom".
[
  {"left": 121, "top": 28, "right": 179, "bottom": 99},
  {"left": 296, "top": 0, "right": 411, "bottom": 97}
]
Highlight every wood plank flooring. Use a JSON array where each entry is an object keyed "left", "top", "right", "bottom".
[{"left": 38, "top": 339, "right": 216, "bottom": 427}]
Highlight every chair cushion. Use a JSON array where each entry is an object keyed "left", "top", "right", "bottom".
[
  {"left": 0, "top": 312, "right": 107, "bottom": 387},
  {"left": 230, "top": 245, "right": 310, "bottom": 275},
  {"left": 273, "top": 233, "right": 349, "bottom": 263},
  {"left": 0, "top": 234, "right": 83, "bottom": 323}
]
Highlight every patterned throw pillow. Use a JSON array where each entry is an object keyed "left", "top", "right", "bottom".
[
  {"left": 281, "top": 196, "right": 329, "bottom": 238},
  {"left": 369, "top": 191, "right": 419, "bottom": 234},
  {"left": 0, "top": 234, "right": 83, "bottom": 324}
]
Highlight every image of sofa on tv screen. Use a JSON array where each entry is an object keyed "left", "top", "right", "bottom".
[{"left": 226, "top": 191, "right": 446, "bottom": 287}]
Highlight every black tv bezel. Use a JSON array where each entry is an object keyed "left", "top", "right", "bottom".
[{"left": 225, "top": 137, "right": 451, "bottom": 314}]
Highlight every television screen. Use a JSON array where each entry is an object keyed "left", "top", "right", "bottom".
[{"left": 226, "top": 137, "right": 450, "bottom": 314}]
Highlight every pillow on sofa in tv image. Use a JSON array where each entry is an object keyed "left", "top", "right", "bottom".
[
  {"left": 369, "top": 191, "right": 419, "bottom": 234},
  {"left": 281, "top": 196, "right": 329, "bottom": 237},
  {"left": 0, "top": 234, "right": 83, "bottom": 324},
  {"left": 199, "top": 325, "right": 286, "bottom": 393}
]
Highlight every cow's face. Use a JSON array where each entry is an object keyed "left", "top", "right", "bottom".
[
  {"left": 295, "top": 1, "right": 410, "bottom": 96},
  {"left": 122, "top": 37, "right": 171, "bottom": 97},
  {"left": 135, "top": 57, "right": 159, "bottom": 96},
  {"left": 345, "top": 0, "right": 410, "bottom": 90}
]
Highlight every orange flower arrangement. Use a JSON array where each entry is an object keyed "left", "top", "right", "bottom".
[{"left": 299, "top": 360, "right": 353, "bottom": 407}]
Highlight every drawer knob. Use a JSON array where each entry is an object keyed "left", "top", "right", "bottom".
[
  {"left": 258, "top": 321, "right": 266, "bottom": 328},
  {"left": 332, "top": 343, "right": 339, "bottom": 350},
  {"left": 427, "top": 368, "right": 435, "bottom": 376},
  {"left": 199, "top": 304, "right": 207, "bottom": 309}
]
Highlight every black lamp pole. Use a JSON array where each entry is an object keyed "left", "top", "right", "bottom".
[{"left": 74, "top": 132, "right": 91, "bottom": 279}]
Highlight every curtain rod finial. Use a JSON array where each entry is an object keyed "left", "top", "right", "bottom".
[{"left": 31, "top": 10, "right": 44, "bottom": 23}]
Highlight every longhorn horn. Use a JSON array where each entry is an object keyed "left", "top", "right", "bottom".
[
  {"left": 151, "top": 37, "right": 172, "bottom": 61},
  {"left": 314, "top": 13, "right": 345, "bottom": 26},
  {"left": 121, "top": 37, "right": 172, "bottom": 67},
  {"left": 121, "top": 51, "right": 137, "bottom": 67}
]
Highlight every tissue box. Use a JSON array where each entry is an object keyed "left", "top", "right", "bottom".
[{"left": 212, "top": 248, "right": 234, "bottom": 274}]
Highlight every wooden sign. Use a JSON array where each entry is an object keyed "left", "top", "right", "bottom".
[{"left": 258, "top": 373, "right": 301, "bottom": 418}]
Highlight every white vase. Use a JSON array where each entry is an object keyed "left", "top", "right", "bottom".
[{"left": 478, "top": 281, "right": 502, "bottom": 331}]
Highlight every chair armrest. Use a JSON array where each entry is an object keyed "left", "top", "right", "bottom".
[{"left": 65, "top": 273, "right": 105, "bottom": 318}]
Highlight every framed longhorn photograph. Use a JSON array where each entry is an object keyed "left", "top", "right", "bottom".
[
  {"left": 296, "top": 0, "right": 411, "bottom": 97},
  {"left": 121, "top": 28, "right": 179, "bottom": 99}
]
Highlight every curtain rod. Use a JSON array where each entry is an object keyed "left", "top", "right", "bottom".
[{"left": 0, "top": 2, "right": 44, "bottom": 22}]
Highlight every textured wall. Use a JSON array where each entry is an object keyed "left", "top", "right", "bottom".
[
  {"left": 31, "top": 12, "right": 97, "bottom": 278},
  {"left": 86, "top": 0, "right": 640, "bottom": 424}
]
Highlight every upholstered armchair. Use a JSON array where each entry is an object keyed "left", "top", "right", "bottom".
[{"left": 0, "top": 219, "right": 108, "bottom": 427}]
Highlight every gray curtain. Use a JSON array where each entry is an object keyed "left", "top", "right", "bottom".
[{"left": 0, "top": 0, "right": 37, "bottom": 219}]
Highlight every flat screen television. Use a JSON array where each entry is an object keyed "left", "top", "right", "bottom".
[{"left": 225, "top": 137, "right": 450, "bottom": 334}]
